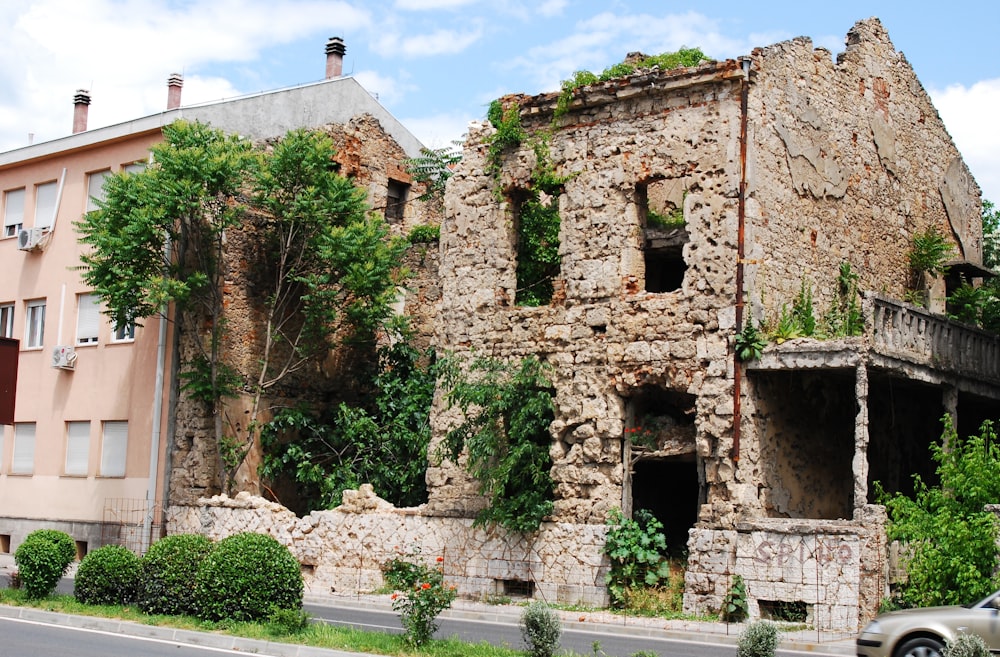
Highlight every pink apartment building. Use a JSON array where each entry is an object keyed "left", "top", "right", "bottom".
[{"left": 0, "top": 39, "right": 424, "bottom": 556}]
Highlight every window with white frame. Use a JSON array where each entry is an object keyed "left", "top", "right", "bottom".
[
  {"left": 3, "top": 188, "right": 24, "bottom": 238},
  {"left": 65, "top": 421, "right": 90, "bottom": 476},
  {"left": 100, "top": 421, "right": 127, "bottom": 477},
  {"left": 76, "top": 293, "right": 100, "bottom": 345},
  {"left": 34, "top": 181, "right": 57, "bottom": 230},
  {"left": 12, "top": 423, "right": 35, "bottom": 475},
  {"left": 112, "top": 320, "right": 135, "bottom": 342},
  {"left": 25, "top": 300, "right": 45, "bottom": 349},
  {"left": 86, "top": 170, "right": 111, "bottom": 213},
  {"left": 0, "top": 304, "right": 12, "bottom": 339}
]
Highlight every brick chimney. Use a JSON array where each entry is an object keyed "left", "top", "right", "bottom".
[
  {"left": 72, "top": 89, "right": 91, "bottom": 134},
  {"left": 325, "top": 37, "right": 346, "bottom": 79},
  {"left": 167, "top": 73, "right": 183, "bottom": 110}
]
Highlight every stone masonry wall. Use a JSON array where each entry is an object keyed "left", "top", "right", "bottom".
[
  {"left": 168, "top": 114, "right": 441, "bottom": 506},
  {"left": 168, "top": 489, "right": 609, "bottom": 606},
  {"left": 744, "top": 18, "right": 981, "bottom": 328},
  {"left": 428, "top": 63, "right": 746, "bottom": 525}
]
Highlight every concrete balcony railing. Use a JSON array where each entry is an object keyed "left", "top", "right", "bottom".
[{"left": 866, "top": 292, "right": 1000, "bottom": 383}]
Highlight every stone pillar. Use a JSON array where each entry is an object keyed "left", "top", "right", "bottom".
[{"left": 853, "top": 361, "right": 870, "bottom": 516}]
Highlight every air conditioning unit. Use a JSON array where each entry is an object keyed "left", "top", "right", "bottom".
[
  {"left": 52, "top": 345, "right": 77, "bottom": 370},
  {"left": 18, "top": 227, "right": 45, "bottom": 252}
]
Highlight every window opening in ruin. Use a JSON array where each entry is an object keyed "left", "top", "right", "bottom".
[
  {"left": 759, "top": 600, "right": 809, "bottom": 623},
  {"left": 867, "top": 374, "right": 946, "bottom": 499},
  {"left": 638, "top": 178, "right": 688, "bottom": 293},
  {"left": 624, "top": 385, "right": 698, "bottom": 553},
  {"left": 74, "top": 540, "right": 88, "bottom": 561},
  {"left": 499, "top": 578, "right": 535, "bottom": 598},
  {"left": 751, "top": 370, "right": 854, "bottom": 520},
  {"left": 0, "top": 534, "right": 9, "bottom": 553},
  {"left": 386, "top": 179, "right": 409, "bottom": 223},
  {"left": 512, "top": 187, "right": 561, "bottom": 306}
]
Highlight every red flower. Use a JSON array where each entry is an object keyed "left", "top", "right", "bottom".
[
  {"left": 391, "top": 593, "right": 398, "bottom": 600},
  {"left": 422, "top": 582, "right": 432, "bottom": 589},
  {"left": 436, "top": 556, "right": 444, "bottom": 563}
]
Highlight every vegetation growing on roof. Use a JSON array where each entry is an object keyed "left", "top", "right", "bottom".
[{"left": 555, "top": 48, "right": 710, "bottom": 118}]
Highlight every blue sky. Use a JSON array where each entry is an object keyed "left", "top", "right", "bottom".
[{"left": 2, "top": 1, "right": 998, "bottom": 201}]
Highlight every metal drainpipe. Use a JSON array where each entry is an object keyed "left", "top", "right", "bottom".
[{"left": 732, "top": 56, "right": 752, "bottom": 463}]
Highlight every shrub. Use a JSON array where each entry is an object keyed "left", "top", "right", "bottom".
[
  {"left": 520, "top": 601, "right": 562, "bottom": 657},
  {"left": 945, "top": 633, "right": 990, "bottom": 657},
  {"left": 138, "top": 534, "right": 214, "bottom": 615},
  {"left": 74, "top": 545, "right": 141, "bottom": 606},
  {"left": 14, "top": 529, "right": 76, "bottom": 599},
  {"left": 738, "top": 620, "right": 779, "bottom": 657},
  {"left": 603, "top": 508, "right": 671, "bottom": 608},
  {"left": 265, "top": 607, "right": 312, "bottom": 636},
  {"left": 193, "top": 532, "right": 303, "bottom": 622},
  {"left": 389, "top": 555, "right": 457, "bottom": 645},
  {"left": 407, "top": 224, "right": 440, "bottom": 244},
  {"left": 722, "top": 574, "right": 749, "bottom": 622}
]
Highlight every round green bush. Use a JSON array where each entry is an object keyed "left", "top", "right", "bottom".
[
  {"left": 138, "top": 534, "right": 214, "bottom": 616},
  {"left": 14, "top": 529, "right": 76, "bottom": 599},
  {"left": 193, "top": 532, "right": 303, "bottom": 622},
  {"left": 74, "top": 545, "right": 141, "bottom": 606},
  {"left": 737, "top": 620, "right": 779, "bottom": 657},
  {"left": 520, "top": 601, "right": 562, "bottom": 657}
]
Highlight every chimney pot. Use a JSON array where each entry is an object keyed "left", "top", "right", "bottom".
[
  {"left": 73, "top": 89, "right": 91, "bottom": 134},
  {"left": 167, "top": 73, "right": 183, "bottom": 110},
  {"left": 325, "top": 37, "right": 346, "bottom": 79}
]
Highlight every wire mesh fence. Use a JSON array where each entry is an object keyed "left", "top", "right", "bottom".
[{"left": 101, "top": 498, "right": 165, "bottom": 556}]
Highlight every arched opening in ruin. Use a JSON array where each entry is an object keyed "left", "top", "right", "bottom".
[
  {"left": 636, "top": 177, "right": 688, "bottom": 293},
  {"left": 623, "top": 385, "right": 699, "bottom": 553}
]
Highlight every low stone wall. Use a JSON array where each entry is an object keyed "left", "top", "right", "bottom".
[
  {"left": 166, "top": 487, "right": 609, "bottom": 606},
  {"left": 684, "top": 518, "right": 883, "bottom": 632}
]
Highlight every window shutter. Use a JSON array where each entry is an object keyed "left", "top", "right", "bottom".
[
  {"left": 77, "top": 294, "right": 100, "bottom": 344},
  {"left": 101, "top": 421, "right": 128, "bottom": 477},
  {"left": 3, "top": 189, "right": 24, "bottom": 229},
  {"left": 86, "top": 171, "right": 110, "bottom": 213},
  {"left": 65, "top": 422, "right": 90, "bottom": 475},
  {"left": 34, "top": 182, "right": 57, "bottom": 229},
  {"left": 12, "top": 423, "right": 35, "bottom": 474}
]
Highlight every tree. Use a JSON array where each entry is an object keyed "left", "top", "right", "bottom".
[
  {"left": 77, "top": 120, "right": 408, "bottom": 494},
  {"left": 878, "top": 415, "right": 1000, "bottom": 607}
]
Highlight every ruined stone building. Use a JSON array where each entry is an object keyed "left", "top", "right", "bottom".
[
  {"left": 167, "top": 18, "right": 996, "bottom": 632},
  {"left": 424, "top": 17, "right": 995, "bottom": 628}
]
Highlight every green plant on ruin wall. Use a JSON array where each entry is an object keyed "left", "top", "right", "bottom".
[
  {"left": 405, "top": 142, "right": 463, "bottom": 204},
  {"left": 909, "top": 225, "right": 955, "bottom": 282},
  {"left": 438, "top": 354, "right": 556, "bottom": 533},
  {"left": 514, "top": 138, "right": 573, "bottom": 306},
  {"left": 735, "top": 320, "right": 767, "bottom": 362},
  {"left": 554, "top": 48, "right": 710, "bottom": 119},
  {"left": 486, "top": 99, "right": 526, "bottom": 179}
]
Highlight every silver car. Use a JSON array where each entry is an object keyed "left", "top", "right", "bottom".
[{"left": 857, "top": 591, "right": 1000, "bottom": 657}]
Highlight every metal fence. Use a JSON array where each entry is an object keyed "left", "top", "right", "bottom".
[{"left": 100, "top": 498, "right": 165, "bottom": 555}]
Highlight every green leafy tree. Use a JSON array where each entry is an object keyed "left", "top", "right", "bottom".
[
  {"left": 77, "top": 121, "right": 407, "bottom": 494},
  {"left": 405, "top": 142, "right": 462, "bottom": 204},
  {"left": 439, "top": 354, "right": 556, "bottom": 533},
  {"left": 878, "top": 415, "right": 1000, "bottom": 607},
  {"left": 259, "top": 341, "right": 436, "bottom": 511}
]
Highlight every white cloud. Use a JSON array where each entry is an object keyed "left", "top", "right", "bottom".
[
  {"left": 401, "top": 111, "right": 476, "bottom": 148},
  {"left": 537, "top": 0, "right": 567, "bottom": 17},
  {"left": 373, "top": 25, "right": 484, "bottom": 57},
  {"left": 352, "top": 70, "right": 417, "bottom": 106},
  {"left": 931, "top": 79, "right": 1000, "bottom": 204},
  {"left": 505, "top": 10, "right": 751, "bottom": 94},
  {"left": 394, "top": 0, "right": 479, "bottom": 9},
  {"left": 0, "top": 0, "right": 371, "bottom": 150}
]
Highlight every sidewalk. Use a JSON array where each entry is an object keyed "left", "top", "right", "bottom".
[{"left": 0, "top": 552, "right": 856, "bottom": 656}]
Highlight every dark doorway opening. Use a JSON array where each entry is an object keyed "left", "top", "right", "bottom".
[{"left": 631, "top": 457, "right": 699, "bottom": 554}]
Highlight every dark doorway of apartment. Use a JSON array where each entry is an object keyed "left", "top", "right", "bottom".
[{"left": 631, "top": 456, "right": 698, "bottom": 554}]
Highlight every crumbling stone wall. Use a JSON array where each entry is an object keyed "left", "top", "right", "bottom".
[
  {"left": 168, "top": 114, "right": 441, "bottom": 505},
  {"left": 168, "top": 490, "right": 609, "bottom": 605},
  {"left": 744, "top": 18, "right": 981, "bottom": 326}
]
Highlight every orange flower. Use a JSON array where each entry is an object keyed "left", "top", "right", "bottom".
[
  {"left": 422, "top": 582, "right": 432, "bottom": 589},
  {"left": 391, "top": 593, "right": 398, "bottom": 600}
]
